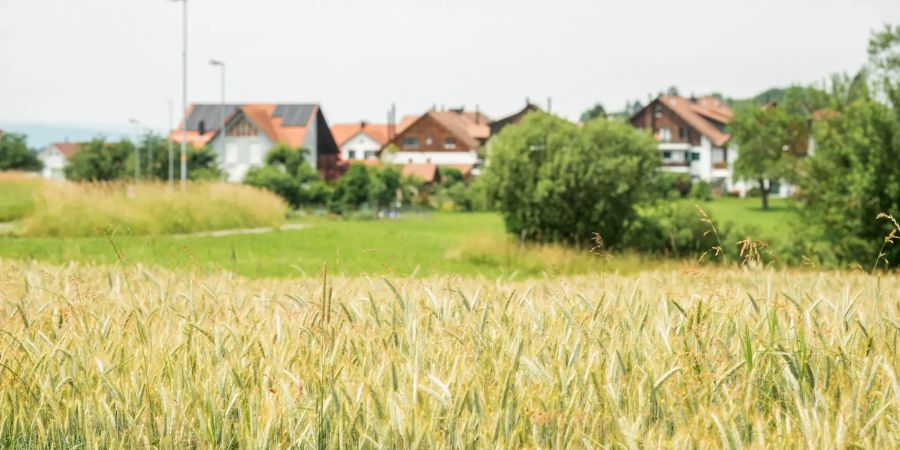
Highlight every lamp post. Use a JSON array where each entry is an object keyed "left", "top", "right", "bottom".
[
  {"left": 167, "top": 99, "right": 174, "bottom": 184},
  {"left": 209, "top": 59, "right": 226, "bottom": 181},
  {"left": 170, "top": 0, "right": 188, "bottom": 186},
  {"left": 129, "top": 118, "right": 141, "bottom": 180}
]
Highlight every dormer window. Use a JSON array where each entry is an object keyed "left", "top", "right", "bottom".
[
  {"left": 403, "top": 137, "right": 419, "bottom": 149},
  {"left": 444, "top": 138, "right": 456, "bottom": 150}
]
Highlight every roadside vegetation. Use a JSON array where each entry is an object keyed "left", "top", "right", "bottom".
[{"left": 1, "top": 260, "right": 897, "bottom": 447}]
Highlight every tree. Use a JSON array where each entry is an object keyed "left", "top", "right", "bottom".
[
  {"left": 0, "top": 133, "right": 42, "bottom": 171},
  {"left": 244, "top": 144, "right": 323, "bottom": 208},
  {"left": 65, "top": 138, "right": 132, "bottom": 181},
  {"left": 579, "top": 103, "right": 607, "bottom": 122},
  {"left": 793, "top": 27, "right": 900, "bottom": 267},
  {"left": 332, "top": 163, "right": 371, "bottom": 211},
  {"left": 369, "top": 166, "right": 402, "bottom": 210},
  {"left": 483, "top": 111, "right": 659, "bottom": 246},
  {"left": 730, "top": 104, "right": 805, "bottom": 210}
]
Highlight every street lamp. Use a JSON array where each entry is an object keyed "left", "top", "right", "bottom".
[
  {"left": 170, "top": 0, "right": 188, "bottom": 186},
  {"left": 167, "top": 99, "right": 174, "bottom": 184},
  {"left": 129, "top": 118, "right": 141, "bottom": 180},
  {"left": 209, "top": 59, "right": 226, "bottom": 180}
]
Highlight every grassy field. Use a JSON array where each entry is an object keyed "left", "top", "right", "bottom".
[
  {"left": 676, "top": 197, "right": 798, "bottom": 240},
  {"left": 0, "top": 196, "right": 799, "bottom": 278},
  {"left": 0, "top": 213, "right": 650, "bottom": 278},
  {"left": 1, "top": 260, "right": 897, "bottom": 447}
]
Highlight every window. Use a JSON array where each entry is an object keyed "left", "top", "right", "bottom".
[
  {"left": 348, "top": 150, "right": 357, "bottom": 159},
  {"left": 403, "top": 137, "right": 419, "bottom": 149},
  {"left": 656, "top": 128, "right": 672, "bottom": 142},
  {"left": 364, "top": 150, "right": 376, "bottom": 160},
  {"left": 662, "top": 151, "right": 672, "bottom": 159},
  {"left": 425, "top": 136, "right": 433, "bottom": 146},
  {"left": 679, "top": 127, "right": 688, "bottom": 141},
  {"left": 690, "top": 152, "right": 700, "bottom": 161},
  {"left": 444, "top": 138, "right": 456, "bottom": 150}
]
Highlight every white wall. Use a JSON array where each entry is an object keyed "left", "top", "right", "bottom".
[
  {"left": 37, "top": 145, "right": 67, "bottom": 179},
  {"left": 212, "top": 134, "right": 272, "bottom": 182},
  {"left": 341, "top": 132, "right": 381, "bottom": 161},
  {"left": 383, "top": 150, "right": 479, "bottom": 165}
]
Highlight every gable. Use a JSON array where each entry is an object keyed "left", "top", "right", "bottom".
[{"left": 393, "top": 113, "right": 480, "bottom": 152}]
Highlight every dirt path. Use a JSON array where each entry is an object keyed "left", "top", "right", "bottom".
[{"left": 173, "top": 223, "right": 310, "bottom": 238}]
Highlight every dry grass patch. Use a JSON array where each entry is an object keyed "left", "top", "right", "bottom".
[{"left": 20, "top": 181, "right": 287, "bottom": 237}]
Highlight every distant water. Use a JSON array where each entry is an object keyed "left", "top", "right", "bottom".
[{"left": 0, "top": 122, "right": 164, "bottom": 149}]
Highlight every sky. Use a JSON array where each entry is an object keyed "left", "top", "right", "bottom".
[{"left": 1, "top": 0, "right": 899, "bottom": 143}]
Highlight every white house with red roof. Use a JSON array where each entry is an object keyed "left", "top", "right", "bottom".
[
  {"left": 170, "top": 103, "right": 341, "bottom": 182},
  {"left": 631, "top": 95, "right": 747, "bottom": 195},
  {"left": 330, "top": 121, "right": 390, "bottom": 162},
  {"left": 36, "top": 142, "right": 81, "bottom": 180}
]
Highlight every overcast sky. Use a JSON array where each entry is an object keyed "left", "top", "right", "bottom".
[{"left": 1, "top": 0, "right": 899, "bottom": 133}]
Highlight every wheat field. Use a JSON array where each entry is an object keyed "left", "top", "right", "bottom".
[{"left": 0, "top": 260, "right": 898, "bottom": 448}]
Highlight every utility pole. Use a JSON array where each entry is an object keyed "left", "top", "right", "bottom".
[
  {"left": 167, "top": 99, "right": 174, "bottom": 184},
  {"left": 129, "top": 118, "right": 141, "bottom": 180},
  {"left": 171, "top": 0, "right": 188, "bottom": 186},
  {"left": 209, "top": 59, "right": 226, "bottom": 180}
]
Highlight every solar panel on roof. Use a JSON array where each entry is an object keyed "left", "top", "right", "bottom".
[
  {"left": 186, "top": 104, "right": 240, "bottom": 131},
  {"left": 277, "top": 104, "right": 314, "bottom": 126}
]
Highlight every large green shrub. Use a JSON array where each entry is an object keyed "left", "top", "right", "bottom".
[
  {"left": 483, "top": 112, "right": 659, "bottom": 247},
  {"left": 244, "top": 145, "right": 325, "bottom": 208}
]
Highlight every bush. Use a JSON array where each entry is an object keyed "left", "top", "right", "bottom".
[
  {"left": 483, "top": 112, "right": 659, "bottom": 247},
  {"left": 22, "top": 181, "right": 286, "bottom": 237},
  {"left": 689, "top": 180, "right": 713, "bottom": 201},
  {"left": 244, "top": 145, "right": 325, "bottom": 208}
]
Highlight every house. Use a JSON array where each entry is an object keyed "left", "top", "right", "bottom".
[
  {"left": 170, "top": 103, "right": 340, "bottom": 182},
  {"left": 331, "top": 121, "right": 391, "bottom": 161},
  {"left": 36, "top": 142, "right": 81, "bottom": 180},
  {"left": 630, "top": 95, "right": 746, "bottom": 194},
  {"left": 401, "top": 163, "right": 441, "bottom": 185},
  {"left": 489, "top": 101, "right": 542, "bottom": 136},
  {"left": 381, "top": 107, "right": 491, "bottom": 176}
]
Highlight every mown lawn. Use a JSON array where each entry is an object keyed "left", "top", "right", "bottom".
[
  {"left": 0, "top": 194, "right": 798, "bottom": 278},
  {"left": 0, "top": 212, "right": 650, "bottom": 278},
  {"left": 675, "top": 196, "right": 798, "bottom": 239}
]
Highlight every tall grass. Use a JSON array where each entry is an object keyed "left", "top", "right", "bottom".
[
  {"left": 21, "top": 181, "right": 287, "bottom": 237},
  {"left": 0, "top": 260, "right": 897, "bottom": 447},
  {"left": 0, "top": 171, "right": 40, "bottom": 222}
]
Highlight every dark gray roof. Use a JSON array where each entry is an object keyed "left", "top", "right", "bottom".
[
  {"left": 185, "top": 104, "right": 241, "bottom": 131},
  {"left": 273, "top": 104, "right": 316, "bottom": 127},
  {"left": 185, "top": 104, "right": 317, "bottom": 131}
]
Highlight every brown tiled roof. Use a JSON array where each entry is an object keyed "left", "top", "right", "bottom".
[
  {"left": 331, "top": 122, "right": 391, "bottom": 147},
  {"left": 52, "top": 143, "right": 81, "bottom": 158},
  {"left": 402, "top": 163, "right": 440, "bottom": 183},
  {"left": 424, "top": 111, "right": 491, "bottom": 149},
  {"left": 657, "top": 96, "right": 732, "bottom": 147}
]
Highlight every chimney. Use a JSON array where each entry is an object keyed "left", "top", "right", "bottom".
[
  {"left": 360, "top": 120, "right": 366, "bottom": 129},
  {"left": 387, "top": 103, "right": 397, "bottom": 141},
  {"left": 547, "top": 97, "right": 552, "bottom": 114},
  {"left": 475, "top": 104, "right": 480, "bottom": 124},
  {"left": 690, "top": 94, "right": 698, "bottom": 104}
]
